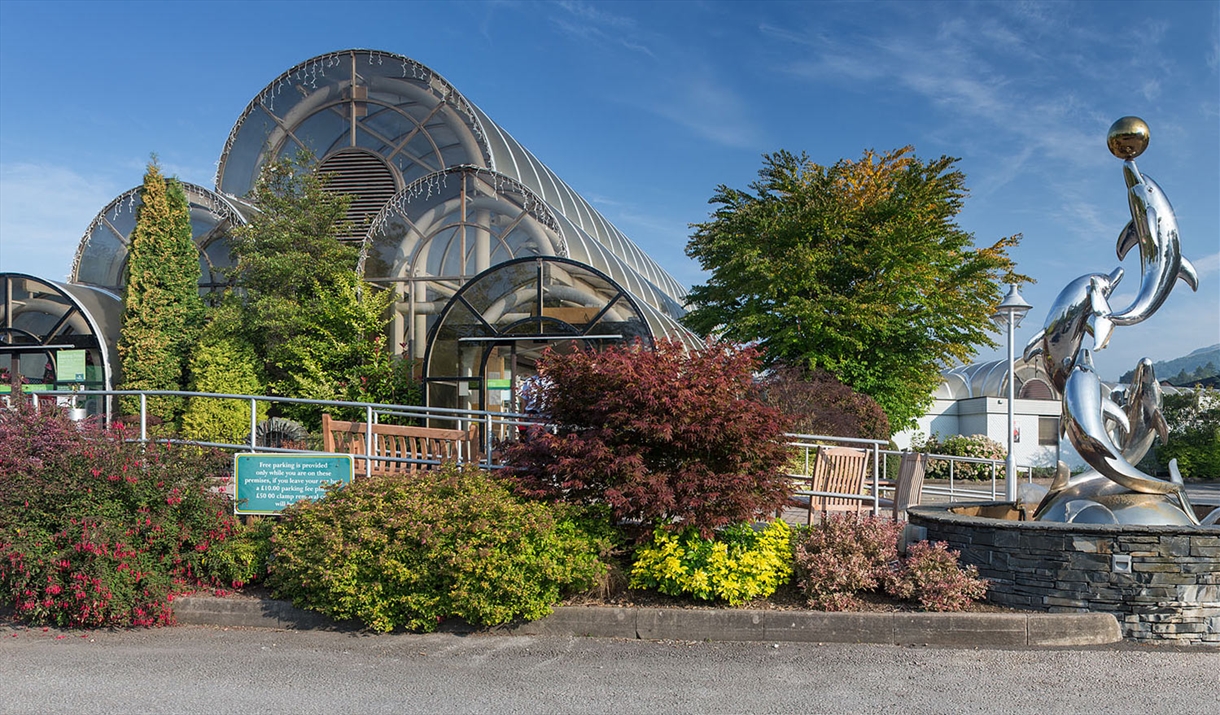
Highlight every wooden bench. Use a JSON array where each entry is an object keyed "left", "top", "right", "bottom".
[
  {"left": 786, "top": 446, "right": 873, "bottom": 524},
  {"left": 321, "top": 413, "right": 481, "bottom": 477}
]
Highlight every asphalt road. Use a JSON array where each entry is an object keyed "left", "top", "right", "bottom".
[{"left": 2, "top": 626, "right": 1217, "bottom": 714}]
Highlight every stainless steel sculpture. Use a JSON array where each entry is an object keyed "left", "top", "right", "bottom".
[{"left": 1025, "top": 117, "right": 1214, "bottom": 526}]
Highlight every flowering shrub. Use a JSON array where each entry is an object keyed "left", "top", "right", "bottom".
[
  {"left": 791, "top": 514, "right": 987, "bottom": 611},
  {"left": 629, "top": 520, "right": 792, "bottom": 606},
  {"left": 792, "top": 514, "right": 904, "bottom": 610},
  {"left": 0, "top": 399, "right": 247, "bottom": 628},
  {"left": 506, "top": 339, "right": 792, "bottom": 537},
  {"left": 912, "top": 433, "right": 1006, "bottom": 480},
  {"left": 887, "top": 540, "right": 987, "bottom": 611},
  {"left": 265, "top": 464, "right": 607, "bottom": 633}
]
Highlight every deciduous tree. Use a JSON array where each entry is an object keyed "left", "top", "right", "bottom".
[{"left": 684, "top": 147, "right": 1027, "bottom": 430}]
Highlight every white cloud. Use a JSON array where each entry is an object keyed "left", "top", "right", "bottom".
[
  {"left": 552, "top": 0, "right": 656, "bottom": 58},
  {"left": 1191, "top": 251, "right": 1220, "bottom": 278},
  {"left": 650, "top": 73, "right": 765, "bottom": 150},
  {"left": 0, "top": 163, "right": 121, "bottom": 281}
]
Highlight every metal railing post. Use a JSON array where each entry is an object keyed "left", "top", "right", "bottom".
[
  {"left": 249, "top": 398, "right": 258, "bottom": 452},
  {"left": 364, "top": 405, "right": 374, "bottom": 478},
  {"left": 139, "top": 393, "right": 147, "bottom": 443},
  {"left": 484, "top": 412, "right": 493, "bottom": 469},
  {"left": 871, "top": 444, "right": 880, "bottom": 516}
]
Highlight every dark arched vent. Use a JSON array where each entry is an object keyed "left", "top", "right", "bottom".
[
  {"left": 1019, "top": 379, "right": 1055, "bottom": 400},
  {"left": 318, "top": 150, "right": 398, "bottom": 243}
]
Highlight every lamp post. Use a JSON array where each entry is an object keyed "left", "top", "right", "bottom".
[{"left": 992, "top": 284, "right": 1032, "bottom": 503}]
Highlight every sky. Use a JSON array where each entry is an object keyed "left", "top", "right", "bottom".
[{"left": 1, "top": 0, "right": 1217, "bottom": 381}]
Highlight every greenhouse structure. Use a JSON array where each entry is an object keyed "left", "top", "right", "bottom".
[{"left": 1, "top": 49, "right": 697, "bottom": 415}]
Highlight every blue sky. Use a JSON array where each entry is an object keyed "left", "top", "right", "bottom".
[{"left": 1, "top": 0, "right": 1216, "bottom": 381}]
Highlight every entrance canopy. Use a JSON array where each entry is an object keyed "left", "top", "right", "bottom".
[
  {"left": 424, "top": 257, "right": 654, "bottom": 412},
  {"left": 0, "top": 273, "right": 119, "bottom": 403}
]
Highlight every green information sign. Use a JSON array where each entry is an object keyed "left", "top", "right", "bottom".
[
  {"left": 486, "top": 378, "right": 512, "bottom": 390},
  {"left": 234, "top": 453, "right": 353, "bottom": 515},
  {"left": 57, "top": 350, "right": 87, "bottom": 382}
]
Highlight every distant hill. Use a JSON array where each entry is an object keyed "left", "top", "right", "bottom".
[{"left": 1120, "top": 344, "right": 1220, "bottom": 386}]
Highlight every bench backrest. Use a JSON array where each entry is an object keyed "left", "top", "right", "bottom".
[
  {"left": 891, "top": 452, "right": 928, "bottom": 520},
  {"left": 321, "top": 414, "right": 481, "bottom": 476},
  {"left": 810, "top": 446, "right": 871, "bottom": 519}
]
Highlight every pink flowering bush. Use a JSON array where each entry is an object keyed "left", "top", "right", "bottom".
[
  {"left": 0, "top": 398, "right": 251, "bottom": 628},
  {"left": 792, "top": 514, "right": 987, "bottom": 611},
  {"left": 792, "top": 514, "right": 904, "bottom": 610},
  {"left": 886, "top": 540, "right": 987, "bottom": 611}
]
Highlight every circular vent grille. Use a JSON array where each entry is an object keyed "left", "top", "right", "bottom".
[{"left": 318, "top": 150, "right": 398, "bottom": 243}]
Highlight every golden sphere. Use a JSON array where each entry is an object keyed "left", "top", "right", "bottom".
[{"left": 1107, "top": 116, "right": 1150, "bottom": 159}]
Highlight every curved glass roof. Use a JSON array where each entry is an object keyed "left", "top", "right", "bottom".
[
  {"left": 360, "top": 166, "right": 694, "bottom": 360},
  {"left": 934, "top": 358, "right": 1057, "bottom": 401},
  {"left": 70, "top": 182, "right": 245, "bottom": 295},
  {"left": 215, "top": 49, "right": 686, "bottom": 308},
  {"left": 56, "top": 48, "right": 702, "bottom": 413}
]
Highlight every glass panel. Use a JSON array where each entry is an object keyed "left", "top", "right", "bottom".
[
  {"left": 219, "top": 106, "right": 278, "bottom": 198},
  {"left": 461, "top": 261, "right": 540, "bottom": 324},
  {"left": 290, "top": 109, "right": 349, "bottom": 159},
  {"left": 74, "top": 225, "right": 126, "bottom": 290},
  {"left": 363, "top": 104, "right": 419, "bottom": 146}
]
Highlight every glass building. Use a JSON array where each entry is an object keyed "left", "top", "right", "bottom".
[
  {"left": 0, "top": 274, "right": 117, "bottom": 416},
  {"left": 5, "top": 49, "right": 697, "bottom": 414}
]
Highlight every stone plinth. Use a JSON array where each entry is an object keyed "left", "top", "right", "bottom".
[{"left": 908, "top": 503, "right": 1220, "bottom": 644}]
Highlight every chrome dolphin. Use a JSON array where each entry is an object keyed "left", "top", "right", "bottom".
[
  {"left": 1056, "top": 349, "right": 1199, "bottom": 523},
  {"left": 1110, "top": 160, "right": 1198, "bottom": 325},
  {"left": 1023, "top": 268, "right": 1122, "bottom": 394},
  {"left": 1116, "top": 357, "right": 1168, "bottom": 465}
]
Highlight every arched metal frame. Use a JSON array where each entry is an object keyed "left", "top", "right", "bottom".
[
  {"left": 0, "top": 273, "right": 120, "bottom": 417},
  {"left": 360, "top": 166, "right": 697, "bottom": 362},
  {"left": 216, "top": 49, "right": 491, "bottom": 201},
  {"left": 422, "top": 256, "right": 654, "bottom": 412},
  {"left": 57, "top": 48, "right": 701, "bottom": 408},
  {"left": 216, "top": 49, "right": 688, "bottom": 309},
  {"left": 935, "top": 358, "right": 1059, "bottom": 401},
  {"left": 70, "top": 182, "right": 246, "bottom": 295}
]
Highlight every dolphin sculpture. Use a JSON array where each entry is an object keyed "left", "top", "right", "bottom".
[
  {"left": 1033, "top": 464, "right": 1198, "bottom": 526},
  {"left": 1023, "top": 268, "right": 1122, "bottom": 394},
  {"left": 1116, "top": 358, "right": 1168, "bottom": 465},
  {"left": 1054, "top": 348, "right": 1199, "bottom": 524},
  {"left": 1110, "top": 160, "right": 1198, "bottom": 325}
]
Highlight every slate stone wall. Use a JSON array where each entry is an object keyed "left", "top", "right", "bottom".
[{"left": 908, "top": 503, "right": 1220, "bottom": 644}]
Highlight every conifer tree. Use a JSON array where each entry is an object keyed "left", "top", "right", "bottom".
[{"left": 117, "top": 162, "right": 205, "bottom": 423}]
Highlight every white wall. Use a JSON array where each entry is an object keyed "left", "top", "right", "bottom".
[{"left": 896, "top": 396, "right": 1062, "bottom": 469}]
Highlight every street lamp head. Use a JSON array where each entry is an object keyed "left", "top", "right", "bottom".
[{"left": 992, "top": 283, "right": 1033, "bottom": 330}]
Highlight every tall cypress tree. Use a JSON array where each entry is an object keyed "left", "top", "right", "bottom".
[{"left": 117, "top": 161, "right": 205, "bottom": 423}]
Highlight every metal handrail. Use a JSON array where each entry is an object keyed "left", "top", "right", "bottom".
[
  {"left": 12, "top": 388, "right": 535, "bottom": 472},
  {"left": 9, "top": 388, "right": 1039, "bottom": 506}
]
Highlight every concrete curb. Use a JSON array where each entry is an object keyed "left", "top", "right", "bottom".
[{"left": 173, "top": 596, "right": 1122, "bottom": 647}]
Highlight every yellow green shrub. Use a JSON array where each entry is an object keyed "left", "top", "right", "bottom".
[{"left": 629, "top": 520, "right": 791, "bottom": 606}]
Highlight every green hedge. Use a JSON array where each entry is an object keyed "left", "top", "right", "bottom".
[{"left": 266, "top": 464, "right": 608, "bottom": 632}]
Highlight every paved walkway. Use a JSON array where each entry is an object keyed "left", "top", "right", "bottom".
[{"left": 4, "top": 627, "right": 1215, "bottom": 715}]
